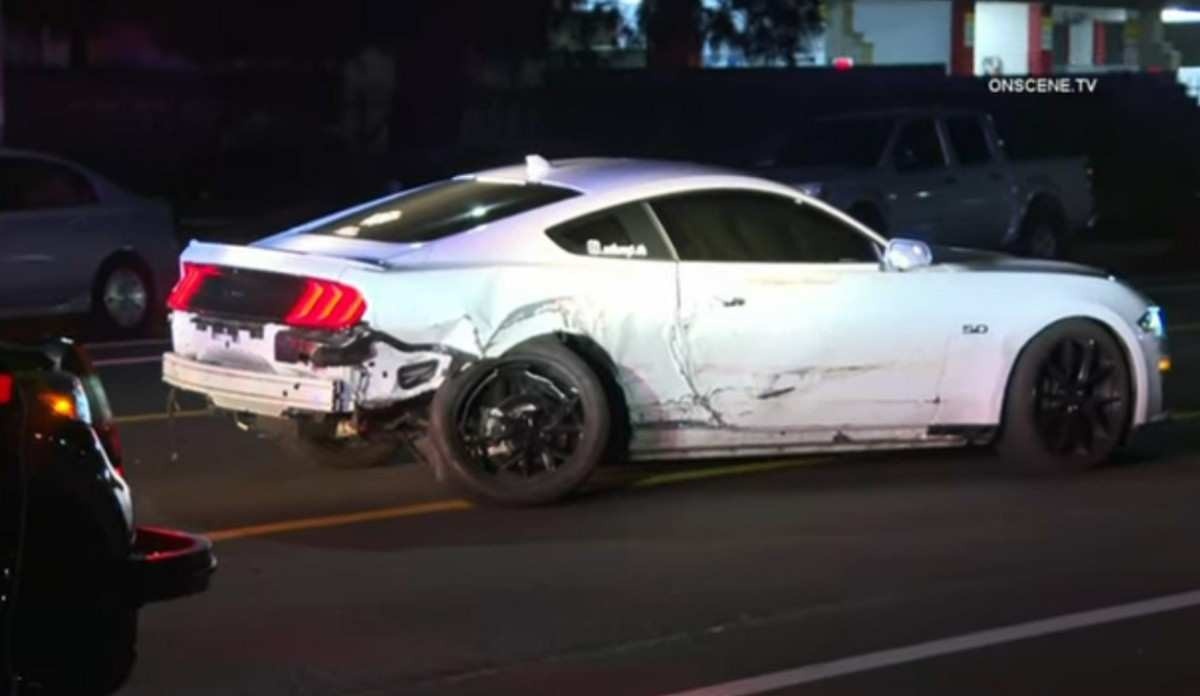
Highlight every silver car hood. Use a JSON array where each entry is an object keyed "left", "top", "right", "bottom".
[{"left": 930, "top": 246, "right": 1109, "bottom": 278}]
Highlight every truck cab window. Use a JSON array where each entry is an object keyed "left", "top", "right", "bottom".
[{"left": 892, "top": 120, "right": 946, "bottom": 172}]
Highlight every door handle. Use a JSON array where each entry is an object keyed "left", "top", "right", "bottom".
[
  {"left": 944, "top": 176, "right": 958, "bottom": 184},
  {"left": 718, "top": 296, "right": 746, "bottom": 308}
]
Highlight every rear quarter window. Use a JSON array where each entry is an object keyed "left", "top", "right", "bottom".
[
  {"left": 304, "top": 180, "right": 579, "bottom": 243},
  {"left": 546, "top": 202, "right": 673, "bottom": 260}
]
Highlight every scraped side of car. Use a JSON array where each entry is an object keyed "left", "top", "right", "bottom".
[{"left": 161, "top": 158, "right": 1168, "bottom": 505}]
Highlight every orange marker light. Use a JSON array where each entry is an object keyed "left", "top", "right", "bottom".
[
  {"left": 1158, "top": 356, "right": 1172, "bottom": 373},
  {"left": 41, "top": 393, "right": 78, "bottom": 419}
]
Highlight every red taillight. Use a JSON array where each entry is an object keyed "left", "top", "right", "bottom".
[
  {"left": 285, "top": 278, "right": 366, "bottom": 330},
  {"left": 0, "top": 374, "right": 12, "bottom": 404},
  {"left": 166, "top": 263, "right": 220, "bottom": 311}
]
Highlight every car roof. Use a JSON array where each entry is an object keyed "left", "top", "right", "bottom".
[{"left": 465, "top": 157, "right": 747, "bottom": 197}]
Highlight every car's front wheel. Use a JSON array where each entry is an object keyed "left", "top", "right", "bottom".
[
  {"left": 429, "top": 340, "right": 611, "bottom": 506},
  {"left": 998, "top": 319, "right": 1132, "bottom": 472}
]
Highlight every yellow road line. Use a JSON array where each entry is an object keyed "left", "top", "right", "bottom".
[
  {"left": 177, "top": 411, "right": 1200, "bottom": 543},
  {"left": 1170, "top": 322, "right": 1200, "bottom": 334},
  {"left": 206, "top": 499, "right": 475, "bottom": 542},
  {"left": 113, "top": 409, "right": 212, "bottom": 425},
  {"left": 631, "top": 457, "right": 831, "bottom": 489},
  {"left": 203, "top": 457, "right": 832, "bottom": 542}
]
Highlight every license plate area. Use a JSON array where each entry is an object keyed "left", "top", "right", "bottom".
[{"left": 191, "top": 315, "right": 267, "bottom": 343}]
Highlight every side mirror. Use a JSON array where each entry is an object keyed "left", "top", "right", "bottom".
[{"left": 882, "top": 238, "right": 933, "bottom": 271}]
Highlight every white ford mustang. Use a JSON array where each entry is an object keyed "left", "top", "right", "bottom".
[{"left": 163, "top": 157, "right": 1169, "bottom": 504}]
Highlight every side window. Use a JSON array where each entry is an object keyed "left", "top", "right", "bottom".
[
  {"left": 649, "top": 190, "right": 877, "bottom": 264},
  {"left": 0, "top": 158, "right": 98, "bottom": 211},
  {"left": 891, "top": 119, "right": 945, "bottom": 172},
  {"left": 944, "top": 116, "right": 992, "bottom": 166},
  {"left": 546, "top": 202, "right": 672, "bottom": 260},
  {"left": 786, "top": 203, "right": 880, "bottom": 263}
]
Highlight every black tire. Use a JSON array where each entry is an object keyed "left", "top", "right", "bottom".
[
  {"left": 429, "top": 340, "right": 611, "bottom": 506},
  {"left": 92, "top": 257, "right": 155, "bottom": 337},
  {"left": 1016, "top": 203, "right": 1066, "bottom": 259},
  {"left": 997, "top": 319, "right": 1132, "bottom": 473},
  {"left": 257, "top": 416, "right": 401, "bottom": 469}
]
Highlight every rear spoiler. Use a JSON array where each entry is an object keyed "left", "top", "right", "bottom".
[{"left": 179, "top": 241, "right": 392, "bottom": 279}]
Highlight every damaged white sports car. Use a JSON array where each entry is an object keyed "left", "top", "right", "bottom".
[{"left": 163, "top": 157, "right": 1169, "bottom": 504}]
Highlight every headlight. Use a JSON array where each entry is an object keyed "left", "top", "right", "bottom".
[{"left": 1138, "top": 305, "right": 1166, "bottom": 339}]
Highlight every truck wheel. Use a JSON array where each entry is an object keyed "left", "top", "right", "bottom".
[
  {"left": 997, "top": 319, "right": 1131, "bottom": 473},
  {"left": 1017, "top": 205, "right": 1066, "bottom": 259},
  {"left": 429, "top": 341, "right": 611, "bottom": 506},
  {"left": 257, "top": 416, "right": 401, "bottom": 469}
]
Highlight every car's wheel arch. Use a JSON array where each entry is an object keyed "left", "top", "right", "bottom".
[
  {"left": 90, "top": 248, "right": 157, "bottom": 317},
  {"left": 507, "top": 331, "right": 633, "bottom": 462},
  {"left": 992, "top": 311, "right": 1144, "bottom": 439},
  {"left": 1020, "top": 192, "right": 1066, "bottom": 232},
  {"left": 92, "top": 249, "right": 155, "bottom": 298}
]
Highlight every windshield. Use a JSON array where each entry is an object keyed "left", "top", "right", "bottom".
[{"left": 303, "top": 180, "right": 579, "bottom": 243}]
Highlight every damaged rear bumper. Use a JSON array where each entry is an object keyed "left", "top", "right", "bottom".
[
  {"left": 164, "top": 311, "right": 461, "bottom": 419},
  {"left": 163, "top": 351, "right": 350, "bottom": 416}
]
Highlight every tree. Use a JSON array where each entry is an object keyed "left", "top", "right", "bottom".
[
  {"left": 637, "top": 0, "right": 823, "bottom": 68},
  {"left": 548, "top": 0, "right": 630, "bottom": 68},
  {"left": 639, "top": 0, "right": 703, "bottom": 68},
  {"left": 4, "top": 0, "right": 106, "bottom": 68},
  {"left": 705, "top": 0, "right": 823, "bottom": 67}
]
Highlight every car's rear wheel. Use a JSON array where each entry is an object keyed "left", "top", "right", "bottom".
[
  {"left": 429, "top": 341, "right": 610, "bottom": 506},
  {"left": 92, "top": 258, "right": 154, "bottom": 336},
  {"left": 998, "top": 319, "right": 1132, "bottom": 472},
  {"left": 257, "top": 416, "right": 401, "bottom": 469}
]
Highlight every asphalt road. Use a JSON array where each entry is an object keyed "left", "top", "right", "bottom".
[{"left": 59, "top": 274, "right": 1200, "bottom": 695}]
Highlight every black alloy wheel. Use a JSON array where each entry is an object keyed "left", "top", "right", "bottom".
[
  {"left": 1032, "top": 336, "right": 1125, "bottom": 457},
  {"left": 999, "top": 319, "right": 1132, "bottom": 472},
  {"left": 456, "top": 362, "right": 585, "bottom": 478},
  {"left": 430, "top": 340, "right": 610, "bottom": 505}
]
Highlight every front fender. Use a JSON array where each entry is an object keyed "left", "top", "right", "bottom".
[{"left": 938, "top": 303, "right": 1151, "bottom": 430}]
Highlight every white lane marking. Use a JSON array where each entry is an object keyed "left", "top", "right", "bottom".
[
  {"left": 661, "top": 589, "right": 1200, "bottom": 696},
  {"left": 83, "top": 338, "right": 170, "bottom": 350},
  {"left": 94, "top": 355, "right": 163, "bottom": 367}
]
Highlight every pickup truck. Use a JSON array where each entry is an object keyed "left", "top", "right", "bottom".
[{"left": 753, "top": 108, "right": 1093, "bottom": 259}]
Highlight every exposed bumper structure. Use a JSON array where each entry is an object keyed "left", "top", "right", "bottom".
[
  {"left": 127, "top": 526, "right": 217, "bottom": 605},
  {"left": 162, "top": 351, "right": 345, "bottom": 416}
]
